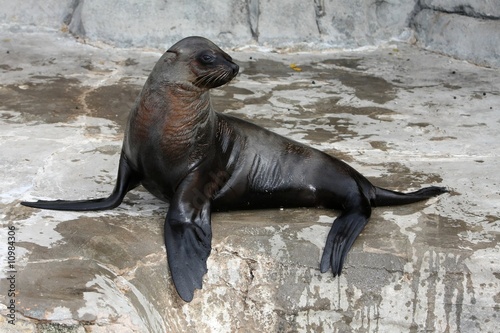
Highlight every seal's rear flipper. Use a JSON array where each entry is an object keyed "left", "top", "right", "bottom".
[
  {"left": 21, "top": 154, "right": 140, "bottom": 211},
  {"left": 164, "top": 198, "right": 212, "bottom": 302},
  {"left": 320, "top": 210, "right": 369, "bottom": 276},
  {"left": 373, "top": 186, "right": 448, "bottom": 207}
]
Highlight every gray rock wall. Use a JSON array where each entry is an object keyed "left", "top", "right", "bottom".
[
  {"left": 420, "top": 0, "right": 500, "bottom": 17},
  {"left": 413, "top": 0, "right": 500, "bottom": 67},
  {"left": 0, "top": 0, "right": 76, "bottom": 29},
  {"left": 65, "top": 0, "right": 416, "bottom": 49},
  {"left": 0, "top": 0, "right": 498, "bottom": 67}
]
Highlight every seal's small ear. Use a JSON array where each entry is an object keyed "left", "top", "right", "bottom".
[{"left": 163, "top": 50, "right": 178, "bottom": 63}]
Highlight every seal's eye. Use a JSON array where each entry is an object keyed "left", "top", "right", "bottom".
[{"left": 199, "top": 53, "right": 215, "bottom": 65}]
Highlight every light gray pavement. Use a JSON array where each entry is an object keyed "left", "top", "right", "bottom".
[{"left": 0, "top": 31, "right": 499, "bottom": 332}]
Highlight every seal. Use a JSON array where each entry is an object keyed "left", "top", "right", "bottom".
[{"left": 22, "top": 36, "right": 448, "bottom": 302}]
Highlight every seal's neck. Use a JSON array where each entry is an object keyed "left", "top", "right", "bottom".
[
  {"left": 163, "top": 85, "right": 213, "bottom": 129},
  {"left": 149, "top": 85, "right": 216, "bottom": 165}
]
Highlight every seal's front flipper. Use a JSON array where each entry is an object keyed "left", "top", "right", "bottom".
[
  {"left": 164, "top": 199, "right": 212, "bottom": 302},
  {"left": 21, "top": 154, "right": 141, "bottom": 211},
  {"left": 320, "top": 210, "right": 369, "bottom": 276}
]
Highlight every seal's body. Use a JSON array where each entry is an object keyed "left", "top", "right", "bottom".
[{"left": 22, "top": 37, "right": 447, "bottom": 302}]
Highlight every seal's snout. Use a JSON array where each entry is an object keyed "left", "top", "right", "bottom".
[{"left": 231, "top": 63, "right": 239, "bottom": 76}]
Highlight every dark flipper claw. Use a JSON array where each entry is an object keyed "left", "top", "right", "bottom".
[
  {"left": 320, "top": 211, "right": 368, "bottom": 276},
  {"left": 164, "top": 216, "right": 212, "bottom": 302},
  {"left": 163, "top": 173, "right": 213, "bottom": 302}
]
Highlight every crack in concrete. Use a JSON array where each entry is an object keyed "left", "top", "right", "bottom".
[
  {"left": 246, "top": 0, "right": 260, "bottom": 40},
  {"left": 67, "top": 0, "right": 86, "bottom": 37},
  {"left": 415, "top": 0, "right": 500, "bottom": 21},
  {"left": 313, "top": 0, "right": 326, "bottom": 35}
]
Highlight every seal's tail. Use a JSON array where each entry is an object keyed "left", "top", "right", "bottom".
[
  {"left": 372, "top": 186, "right": 448, "bottom": 207},
  {"left": 21, "top": 154, "right": 140, "bottom": 212}
]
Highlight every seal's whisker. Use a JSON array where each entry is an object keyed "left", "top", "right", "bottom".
[
  {"left": 212, "top": 70, "right": 226, "bottom": 85},
  {"left": 195, "top": 74, "right": 211, "bottom": 87},
  {"left": 199, "top": 71, "right": 221, "bottom": 88},
  {"left": 195, "top": 67, "right": 228, "bottom": 88}
]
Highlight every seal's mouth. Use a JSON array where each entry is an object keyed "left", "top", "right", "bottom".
[
  {"left": 194, "top": 62, "right": 239, "bottom": 89},
  {"left": 222, "top": 53, "right": 239, "bottom": 78},
  {"left": 229, "top": 62, "right": 239, "bottom": 77}
]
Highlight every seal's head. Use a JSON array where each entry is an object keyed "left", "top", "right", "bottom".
[{"left": 154, "top": 36, "right": 239, "bottom": 90}]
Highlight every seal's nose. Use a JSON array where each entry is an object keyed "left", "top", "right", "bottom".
[{"left": 231, "top": 63, "right": 239, "bottom": 76}]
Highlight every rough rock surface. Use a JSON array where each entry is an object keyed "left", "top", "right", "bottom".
[
  {"left": 62, "top": 0, "right": 417, "bottom": 50},
  {"left": 412, "top": 2, "right": 500, "bottom": 67},
  {"left": 420, "top": 0, "right": 500, "bottom": 17},
  {"left": 0, "top": 30, "right": 499, "bottom": 332},
  {"left": 0, "top": 0, "right": 76, "bottom": 30},
  {"left": 0, "top": 0, "right": 499, "bottom": 67},
  {"left": 68, "top": 0, "right": 253, "bottom": 48}
]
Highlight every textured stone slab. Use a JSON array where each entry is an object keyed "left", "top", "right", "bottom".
[
  {"left": 0, "top": 0, "right": 75, "bottom": 30},
  {"left": 65, "top": 0, "right": 416, "bottom": 49},
  {"left": 421, "top": 0, "right": 500, "bottom": 18},
  {"left": 413, "top": 9, "right": 500, "bottom": 67},
  {"left": 312, "top": 0, "right": 416, "bottom": 47},
  {"left": 1, "top": 31, "right": 499, "bottom": 332},
  {"left": 68, "top": 0, "right": 254, "bottom": 48},
  {"left": 1, "top": 0, "right": 499, "bottom": 68}
]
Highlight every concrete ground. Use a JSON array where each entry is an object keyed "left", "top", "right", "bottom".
[{"left": 0, "top": 31, "right": 499, "bottom": 332}]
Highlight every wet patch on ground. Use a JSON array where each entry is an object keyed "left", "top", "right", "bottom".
[
  {"left": 0, "top": 64, "right": 23, "bottom": 71},
  {"left": 237, "top": 58, "right": 398, "bottom": 104},
  {"left": 367, "top": 162, "right": 444, "bottom": 191},
  {"left": 321, "top": 58, "right": 365, "bottom": 70},
  {"left": 0, "top": 76, "right": 83, "bottom": 123},
  {"left": 0, "top": 75, "right": 142, "bottom": 130},
  {"left": 238, "top": 59, "right": 300, "bottom": 78},
  {"left": 370, "top": 141, "right": 391, "bottom": 151},
  {"left": 85, "top": 79, "right": 141, "bottom": 130},
  {"left": 413, "top": 214, "right": 479, "bottom": 249},
  {"left": 315, "top": 59, "right": 398, "bottom": 104},
  {"left": 3, "top": 212, "right": 168, "bottom": 328},
  {"left": 217, "top": 93, "right": 396, "bottom": 145}
]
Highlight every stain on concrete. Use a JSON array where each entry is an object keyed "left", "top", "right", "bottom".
[
  {"left": 219, "top": 85, "right": 255, "bottom": 97},
  {"left": 303, "top": 100, "right": 395, "bottom": 142},
  {"left": 85, "top": 80, "right": 141, "bottom": 129},
  {"left": 80, "top": 59, "right": 113, "bottom": 73},
  {"left": 321, "top": 58, "right": 364, "bottom": 70},
  {"left": 368, "top": 162, "right": 444, "bottom": 191},
  {"left": 1, "top": 212, "right": 169, "bottom": 329},
  {"left": 273, "top": 81, "right": 323, "bottom": 92},
  {"left": 370, "top": 141, "right": 391, "bottom": 151},
  {"left": 211, "top": 86, "right": 253, "bottom": 111},
  {"left": 0, "top": 76, "right": 83, "bottom": 123},
  {"left": 84, "top": 145, "right": 121, "bottom": 156},
  {"left": 407, "top": 122, "right": 432, "bottom": 128},
  {"left": 443, "top": 83, "right": 462, "bottom": 90},
  {"left": 414, "top": 214, "right": 470, "bottom": 249},
  {"left": 239, "top": 59, "right": 297, "bottom": 78},
  {"left": 430, "top": 136, "right": 458, "bottom": 141},
  {"left": 0, "top": 74, "right": 141, "bottom": 130},
  {"left": 0, "top": 64, "right": 23, "bottom": 71},
  {"left": 114, "top": 58, "right": 139, "bottom": 67},
  {"left": 239, "top": 58, "right": 397, "bottom": 104},
  {"left": 316, "top": 61, "right": 397, "bottom": 104}
]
